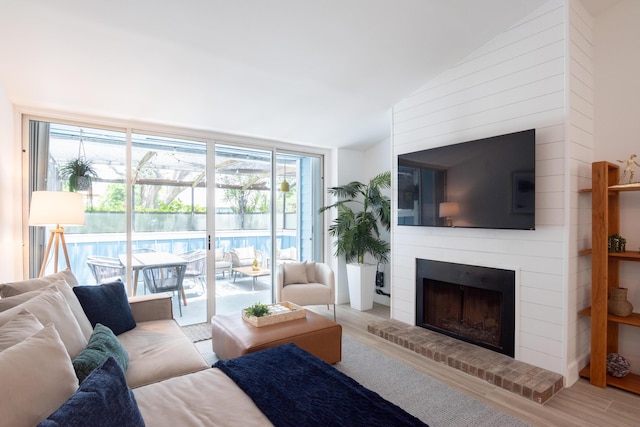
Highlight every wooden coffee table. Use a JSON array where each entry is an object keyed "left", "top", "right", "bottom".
[
  {"left": 211, "top": 309, "right": 342, "bottom": 364},
  {"left": 232, "top": 266, "right": 270, "bottom": 290}
]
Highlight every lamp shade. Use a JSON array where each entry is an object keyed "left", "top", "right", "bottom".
[
  {"left": 29, "top": 191, "right": 86, "bottom": 226},
  {"left": 439, "top": 202, "right": 460, "bottom": 218},
  {"left": 280, "top": 180, "right": 290, "bottom": 192}
]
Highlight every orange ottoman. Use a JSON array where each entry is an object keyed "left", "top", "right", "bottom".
[{"left": 211, "top": 310, "right": 342, "bottom": 364}]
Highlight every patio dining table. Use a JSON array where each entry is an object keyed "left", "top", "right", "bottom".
[{"left": 118, "top": 252, "right": 187, "bottom": 296}]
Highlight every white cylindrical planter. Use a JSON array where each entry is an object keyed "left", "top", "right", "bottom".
[{"left": 346, "top": 263, "right": 377, "bottom": 311}]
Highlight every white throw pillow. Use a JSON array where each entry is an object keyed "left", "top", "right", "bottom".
[
  {"left": 0, "top": 310, "right": 44, "bottom": 351},
  {"left": 0, "top": 280, "right": 93, "bottom": 341},
  {"left": 283, "top": 261, "right": 309, "bottom": 286},
  {"left": 0, "top": 324, "right": 79, "bottom": 427},
  {"left": 0, "top": 269, "right": 79, "bottom": 298},
  {"left": 279, "top": 247, "right": 290, "bottom": 260},
  {"left": 215, "top": 248, "right": 224, "bottom": 261},
  {"left": 306, "top": 262, "right": 317, "bottom": 283},
  {"left": 234, "top": 246, "right": 255, "bottom": 260},
  {"left": 0, "top": 288, "right": 88, "bottom": 358}
]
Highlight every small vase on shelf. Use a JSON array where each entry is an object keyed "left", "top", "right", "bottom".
[{"left": 608, "top": 287, "right": 634, "bottom": 317}]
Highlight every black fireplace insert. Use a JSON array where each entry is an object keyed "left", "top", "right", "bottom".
[{"left": 415, "top": 259, "right": 515, "bottom": 357}]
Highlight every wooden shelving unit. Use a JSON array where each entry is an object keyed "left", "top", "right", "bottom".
[{"left": 579, "top": 161, "right": 640, "bottom": 394}]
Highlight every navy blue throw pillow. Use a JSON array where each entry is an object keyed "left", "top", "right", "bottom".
[
  {"left": 73, "top": 280, "right": 136, "bottom": 335},
  {"left": 38, "top": 357, "right": 145, "bottom": 427}
]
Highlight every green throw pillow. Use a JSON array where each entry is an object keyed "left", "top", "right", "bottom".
[{"left": 72, "top": 323, "right": 129, "bottom": 384}]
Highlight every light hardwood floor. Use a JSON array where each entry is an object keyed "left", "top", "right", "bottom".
[{"left": 306, "top": 303, "right": 640, "bottom": 427}]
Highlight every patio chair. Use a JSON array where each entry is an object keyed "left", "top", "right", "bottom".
[
  {"left": 230, "top": 246, "right": 264, "bottom": 267},
  {"left": 87, "top": 256, "right": 126, "bottom": 284},
  {"left": 181, "top": 249, "right": 207, "bottom": 294},
  {"left": 214, "top": 248, "right": 232, "bottom": 278},
  {"left": 276, "top": 247, "right": 297, "bottom": 265},
  {"left": 230, "top": 246, "right": 264, "bottom": 281},
  {"left": 141, "top": 263, "right": 187, "bottom": 316}
]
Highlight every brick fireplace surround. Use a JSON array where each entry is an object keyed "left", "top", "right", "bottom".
[{"left": 368, "top": 319, "right": 564, "bottom": 404}]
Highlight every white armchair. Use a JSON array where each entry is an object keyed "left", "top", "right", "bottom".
[{"left": 276, "top": 261, "right": 335, "bottom": 320}]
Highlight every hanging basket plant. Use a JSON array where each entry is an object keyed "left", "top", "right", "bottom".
[{"left": 59, "top": 158, "right": 97, "bottom": 192}]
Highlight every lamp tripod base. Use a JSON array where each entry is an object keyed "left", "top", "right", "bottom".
[{"left": 39, "top": 227, "right": 71, "bottom": 277}]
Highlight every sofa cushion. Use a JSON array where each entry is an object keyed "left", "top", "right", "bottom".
[
  {"left": 0, "top": 309, "right": 43, "bottom": 351},
  {"left": 306, "top": 261, "right": 317, "bottom": 283},
  {"left": 73, "top": 323, "right": 130, "bottom": 384},
  {"left": 279, "top": 247, "right": 296, "bottom": 260},
  {"left": 0, "top": 269, "right": 79, "bottom": 298},
  {"left": 38, "top": 357, "right": 145, "bottom": 427},
  {"left": 283, "top": 261, "right": 308, "bottom": 286},
  {"left": 281, "top": 283, "right": 332, "bottom": 306},
  {"left": 118, "top": 319, "right": 209, "bottom": 388},
  {"left": 0, "top": 288, "right": 87, "bottom": 358},
  {"left": 233, "top": 246, "right": 254, "bottom": 260},
  {"left": 73, "top": 280, "right": 136, "bottom": 335},
  {"left": 0, "top": 324, "right": 79, "bottom": 427},
  {"left": 0, "top": 280, "right": 93, "bottom": 340},
  {"left": 134, "top": 368, "right": 270, "bottom": 427}
]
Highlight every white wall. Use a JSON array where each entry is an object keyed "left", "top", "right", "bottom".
[
  {"left": 0, "top": 80, "right": 19, "bottom": 282},
  {"left": 328, "top": 148, "right": 367, "bottom": 305},
  {"left": 567, "top": 0, "right": 594, "bottom": 383},
  {"left": 593, "top": 0, "right": 640, "bottom": 374},
  {"left": 390, "top": 0, "right": 583, "bottom": 380},
  {"left": 365, "top": 136, "right": 392, "bottom": 305},
  {"left": 327, "top": 140, "right": 393, "bottom": 307}
]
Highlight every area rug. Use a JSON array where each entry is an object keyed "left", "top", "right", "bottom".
[
  {"left": 186, "top": 323, "right": 529, "bottom": 426},
  {"left": 337, "top": 337, "right": 529, "bottom": 427},
  {"left": 181, "top": 322, "right": 211, "bottom": 343}
]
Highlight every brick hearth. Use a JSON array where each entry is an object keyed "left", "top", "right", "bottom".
[{"left": 368, "top": 319, "right": 563, "bottom": 404}]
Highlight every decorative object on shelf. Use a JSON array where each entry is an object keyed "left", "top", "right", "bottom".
[
  {"left": 617, "top": 154, "right": 640, "bottom": 184},
  {"left": 242, "top": 301, "right": 306, "bottom": 327},
  {"left": 608, "top": 287, "right": 634, "bottom": 317},
  {"left": 607, "top": 353, "right": 631, "bottom": 378},
  {"left": 608, "top": 233, "right": 626, "bottom": 252}
]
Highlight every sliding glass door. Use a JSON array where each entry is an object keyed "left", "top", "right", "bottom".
[
  {"left": 213, "top": 145, "right": 272, "bottom": 315},
  {"left": 129, "top": 132, "right": 208, "bottom": 324},
  {"left": 213, "top": 147, "right": 323, "bottom": 315},
  {"left": 27, "top": 117, "right": 323, "bottom": 325}
]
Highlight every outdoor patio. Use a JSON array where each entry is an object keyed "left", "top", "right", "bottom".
[{"left": 173, "top": 272, "right": 273, "bottom": 326}]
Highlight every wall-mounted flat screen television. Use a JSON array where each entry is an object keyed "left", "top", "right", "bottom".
[{"left": 397, "top": 129, "right": 535, "bottom": 230}]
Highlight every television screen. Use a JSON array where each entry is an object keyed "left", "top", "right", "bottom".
[{"left": 397, "top": 129, "right": 535, "bottom": 230}]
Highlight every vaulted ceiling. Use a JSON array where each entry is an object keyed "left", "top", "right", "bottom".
[{"left": 0, "top": 0, "right": 615, "bottom": 149}]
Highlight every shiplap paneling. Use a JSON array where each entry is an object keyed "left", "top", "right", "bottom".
[
  {"left": 390, "top": 0, "right": 571, "bottom": 376},
  {"left": 567, "top": 0, "right": 594, "bottom": 385}
]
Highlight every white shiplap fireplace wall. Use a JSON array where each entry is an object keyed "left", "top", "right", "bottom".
[{"left": 390, "top": 0, "right": 593, "bottom": 386}]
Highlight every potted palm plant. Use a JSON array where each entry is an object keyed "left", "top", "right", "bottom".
[
  {"left": 59, "top": 158, "right": 97, "bottom": 192},
  {"left": 319, "top": 171, "right": 390, "bottom": 310}
]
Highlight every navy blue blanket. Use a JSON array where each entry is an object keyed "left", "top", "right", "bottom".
[{"left": 214, "top": 343, "right": 428, "bottom": 427}]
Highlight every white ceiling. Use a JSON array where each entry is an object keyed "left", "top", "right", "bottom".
[{"left": 0, "top": 0, "right": 612, "bottom": 149}]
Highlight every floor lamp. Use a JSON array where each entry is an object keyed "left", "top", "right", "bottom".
[{"left": 29, "top": 191, "right": 85, "bottom": 277}]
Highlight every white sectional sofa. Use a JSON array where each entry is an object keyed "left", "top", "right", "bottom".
[
  {"left": 0, "top": 269, "right": 271, "bottom": 426},
  {"left": 0, "top": 269, "right": 426, "bottom": 427}
]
